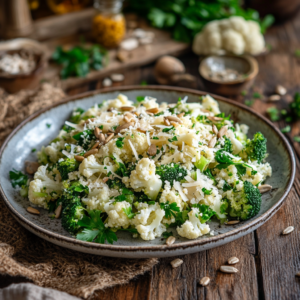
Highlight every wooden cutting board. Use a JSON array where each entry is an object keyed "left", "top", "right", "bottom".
[{"left": 37, "top": 9, "right": 190, "bottom": 91}]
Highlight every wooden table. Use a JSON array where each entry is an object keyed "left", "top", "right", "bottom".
[{"left": 2, "top": 13, "right": 300, "bottom": 300}]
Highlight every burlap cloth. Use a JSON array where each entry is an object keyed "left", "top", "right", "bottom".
[{"left": 0, "top": 84, "right": 158, "bottom": 298}]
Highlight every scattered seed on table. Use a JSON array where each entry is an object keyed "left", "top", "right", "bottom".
[
  {"left": 220, "top": 266, "right": 238, "bottom": 273},
  {"left": 111, "top": 73, "right": 124, "bottom": 82},
  {"left": 228, "top": 257, "right": 239, "bottom": 265},
  {"left": 166, "top": 236, "right": 176, "bottom": 246},
  {"left": 275, "top": 84, "right": 287, "bottom": 95},
  {"left": 199, "top": 277, "right": 210, "bottom": 286},
  {"left": 282, "top": 226, "right": 294, "bottom": 235},
  {"left": 103, "top": 78, "right": 112, "bottom": 87},
  {"left": 268, "top": 94, "right": 281, "bottom": 101},
  {"left": 171, "top": 258, "right": 183, "bottom": 268},
  {"left": 27, "top": 207, "right": 40, "bottom": 215}
]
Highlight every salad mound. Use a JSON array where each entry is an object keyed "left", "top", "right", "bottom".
[{"left": 26, "top": 94, "right": 272, "bottom": 244}]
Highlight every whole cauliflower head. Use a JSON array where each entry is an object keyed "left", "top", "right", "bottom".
[
  {"left": 129, "top": 158, "right": 162, "bottom": 200},
  {"left": 222, "top": 29, "right": 245, "bottom": 55},
  {"left": 136, "top": 208, "right": 166, "bottom": 240},
  {"left": 177, "top": 208, "right": 210, "bottom": 239}
]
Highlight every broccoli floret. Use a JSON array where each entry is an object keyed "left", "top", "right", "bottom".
[
  {"left": 62, "top": 181, "right": 89, "bottom": 205},
  {"left": 57, "top": 158, "right": 79, "bottom": 180},
  {"left": 228, "top": 181, "right": 261, "bottom": 220},
  {"left": 61, "top": 200, "right": 85, "bottom": 235},
  {"left": 223, "top": 136, "right": 233, "bottom": 153},
  {"left": 72, "top": 129, "right": 95, "bottom": 150},
  {"left": 244, "top": 132, "right": 267, "bottom": 163},
  {"left": 155, "top": 164, "right": 187, "bottom": 187}
]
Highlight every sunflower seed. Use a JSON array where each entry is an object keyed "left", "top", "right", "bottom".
[
  {"left": 208, "top": 136, "right": 217, "bottom": 148},
  {"left": 217, "top": 126, "right": 228, "bottom": 138},
  {"left": 268, "top": 94, "right": 281, "bottom": 102},
  {"left": 99, "top": 133, "right": 106, "bottom": 143},
  {"left": 102, "top": 177, "right": 109, "bottom": 183},
  {"left": 220, "top": 266, "right": 238, "bottom": 273},
  {"left": 258, "top": 184, "right": 272, "bottom": 193},
  {"left": 228, "top": 257, "right": 239, "bottom": 265},
  {"left": 146, "top": 107, "right": 160, "bottom": 114},
  {"left": 124, "top": 115, "right": 132, "bottom": 123},
  {"left": 103, "top": 78, "right": 112, "bottom": 87},
  {"left": 84, "top": 118, "right": 95, "bottom": 124},
  {"left": 165, "top": 115, "right": 183, "bottom": 124},
  {"left": 27, "top": 207, "right": 40, "bottom": 215},
  {"left": 177, "top": 112, "right": 185, "bottom": 118},
  {"left": 25, "top": 161, "right": 40, "bottom": 174},
  {"left": 166, "top": 236, "right": 176, "bottom": 246},
  {"left": 121, "top": 106, "right": 135, "bottom": 111},
  {"left": 208, "top": 116, "right": 223, "bottom": 122},
  {"left": 170, "top": 258, "right": 183, "bottom": 268},
  {"left": 164, "top": 118, "right": 171, "bottom": 126},
  {"left": 226, "top": 220, "right": 240, "bottom": 225},
  {"left": 115, "top": 122, "right": 134, "bottom": 134},
  {"left": 105, "top": 133, "right": 115, "bottom": 143},
  {"left": 74, "top": 155, "right": 84, "bottom": 162},
  {"left": 94, "top": 127, "right": 101, "bottom": 139},
  {"left": 92, "top": 140, "right": 101, "bottom": 149},
  {"left": 201, "top": 109, "right": 211, "bottom": 113},
  {"left": 110, "top": 73, "right": 124, "bottom": 82},
  {"left": 199, "top": 277, "right": 210, "bottom": 286},
  {"left": 55, "top": 205, "right": 62, "bottom": 219},
  {"left": 170, "top": 121, "right": 179, "bottom": 127},
  {"left": 137, "top": 127, "right": 147, "bottom": 133},
  {"left": 276, "top": 85, "right": 287, "bottom": 95},
  {"left": 147, "top": 144, "right": 157, "bottom": 156},
  {"left": 282, "top": 226, "right": 294, "bottom": 235},
  {"left": 212, "top": 124, "right": 218, "bottom": 135},
  {"left": 84, "top": 149, "right": 98, "bottom": 157}
]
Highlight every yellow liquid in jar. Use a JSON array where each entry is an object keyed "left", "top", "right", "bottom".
[{"left": 92, "top": 13, "right": 125, "bottom": 48}]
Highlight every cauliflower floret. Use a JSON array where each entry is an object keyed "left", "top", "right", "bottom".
[
  {"left": 177, "top": 208, "right": 210, "bottom": 239},
  {"left": 108, "top": 94, "right": 134, "bottom": 109},
  {"left": 28, "top": 165, "right": 62, "bottom": 208},
  {"left": 202, "top": 95, "right": 221, "bottom": 115},
  {"left": 106, "top": 201, "right": 132, "bottom": 229},
  {"left": 42, "top": 140, "right": 65, "bottom": 163},
  {"left": 129, "top": 158, "right": 162, "bottom": 200},
  {"left": 139, "top": 96, "right": 159, "bottom": 109},
  {"left": 136, "top": 208, "right": 166, "bottom": 240},
  {"left": 159, "top": 185, "right": 184, "bottom": 210},
  {"left": 79, "top": 155, "right": 116, "bottom": 178},
  {"left": 131, "top": 202, "right": 159, "bottom": 226}
]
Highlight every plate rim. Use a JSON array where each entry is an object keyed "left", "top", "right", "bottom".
[{"left": 0, "top": 85, "right": 296, "bottom": 253}]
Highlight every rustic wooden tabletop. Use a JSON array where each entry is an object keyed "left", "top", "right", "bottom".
[{"left": 2, "top": 12, "right": 300, "bottom": 300}]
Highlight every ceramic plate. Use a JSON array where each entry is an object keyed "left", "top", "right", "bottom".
[{"left": 0, "top": 86, "right": 295, "bottom": 258}]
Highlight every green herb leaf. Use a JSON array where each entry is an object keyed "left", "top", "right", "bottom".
[
  {"left": 267, "top": 107, "right": 280, "bottom": 121},
  {"left": 122, "top": 207, "right": 136, "bottom": 219},
  {"left": 281, "top": 125, "right": 291, "bottom": 133},
  {"left": 294, "top": 136, "right": 300, "bottom": 142},
  {"left": 162, "top": 126, "right": 174, "bottom": 132},
  {"left": 136, "top": 96, "right": 145, "bottom": 102},
  {"left": 9, "top": 169, "right": 28, "bottom": 188},
  {"left": 162, "top": 231, "right": 173, "bottom": 239},
  {"left": 116, "top": 137, "right": 125, "bottom": 148},
  {"left": 46, "top": 123, "right": 51, "bottom": 128},
  {"left": 160, "top": 201, "right": 180, "bottom": 219}
]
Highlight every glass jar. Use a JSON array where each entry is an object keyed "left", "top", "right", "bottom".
[{"left": 92, "top": 0, "right": 125, "bottom": 48}]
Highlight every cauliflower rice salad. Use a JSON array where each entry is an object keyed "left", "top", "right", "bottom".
[{"left": 24, "top": 94, "right": 272, "bottom": 244}]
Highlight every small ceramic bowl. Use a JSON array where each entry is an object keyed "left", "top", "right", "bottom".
[
  {"left": 0, "top": 38, "right": 49, "bottom": 93},
  {"left": 199, "top": 55, "right": 259, "bottom": 96}
]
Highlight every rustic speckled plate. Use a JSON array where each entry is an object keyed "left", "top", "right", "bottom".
[{"left": 0, "top": 86, "right": 295, "bottom": 258}]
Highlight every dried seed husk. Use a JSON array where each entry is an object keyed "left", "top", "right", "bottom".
[
  {"left": 25, "top": 161, "right": 40, "bottom": 175},
  {"left": 94, "top": 127, "right": 101, "bottom": 139},
  {"left": 105, "top": 133, "right": 115, "bottom": 144},
  {"left": 27, "top": 207, "right": 40, "bottom": 215},
  {"left": 170, "top": 258, "right": 183, "bottom": 268},
  {"left": 115, "top": 122, "right": 134, "bottom": 134},
  {"left": 121, "top": 106, "right": 135, "bottom": 111},
  {"left": 124, "top": 115, "right": 132, "bottom": 123},
  {"left": 217, "top": 126, "right": 228, "bottom": 138},
  {"left": 208, "top": 136, "right": 217, "bottom": 148},
  {"left": 55, "top": 205, "right": 62, "bottom": 219},
  {"left": 268, "top": 94, "right": 281, "bottom": 102},
  {"left": 276, "top": 85, "right": 287, "bottom": 96},
  {"left": 282, "top": 226, "right": 294, "bottom": 235},
  {"left": 228, "top": 257, "right": 239, "bottom": 265},
  {"left": 147, "top": 144, "right": 157, "bottom": 156},
  {"left": 165, "top": 115, "right": 183, "bottom": 124},
  {"left": 177, "top": 112, "right": 185, "bottom": 118},
  {"left": 220, "top": 266, "right": 238, "bottom": 273},
  {"left": 164, "top": 118, "right": 170, "bottom": 126},
  {"left": 84, "top": 149, "right": 98, "bottom": 157},
  {"left": 258, "top": 184, "right": 272, "bottom": 193},
  {"left": 137, "top": 127, "right": 147, "bottom": 133},
  {"left": 226, "top": 220, "right": 240, "bottom": 225},
  {"left": 212, "top": 124, "right": 218, "bottom": 135},
  {"left": 146, "top": 107, "right": 160, "bottom": 114},
  {"left": 166, "top": 236, "right": 176, "bottom": 246},
  {"left": 74, "top": 155, "right": 84, "bottom": 162},
  {"left": 92, "top": 141, "right": 101, "bottom": 149},
  {"left": 201, "top": 109, "right": 211, "bottom": 113},
  {"left": 199, "top": 277, "right": 210, "bottom": 286},
  {"left": 102, "top": 177, "right": 109, "bottom": 183}
]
